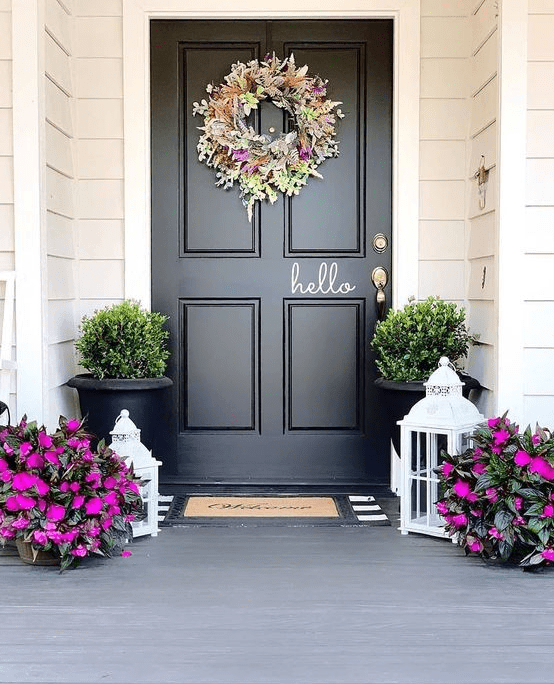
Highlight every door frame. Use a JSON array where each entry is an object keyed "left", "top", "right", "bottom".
[{"left": 123, "top": 0, "right": 420, "bottom": 311}]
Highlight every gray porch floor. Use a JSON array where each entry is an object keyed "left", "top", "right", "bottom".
[{"left": 2, "top": 497, "right": 554, "bottom": 684}]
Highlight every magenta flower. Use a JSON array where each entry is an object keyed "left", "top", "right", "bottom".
[
  {"left": 452, "top": 480, "right": 478, "bottom": 502},
  {"left": 541, "top": 549, "right": 554, "bottom": 561},
  {"left": 61, "top": 529, "right": 79, "bottom": 543},
  {"left": 44, "top": 450, "right": 61, "bottom": 466},
  {"left": 85, "top": 497, "right": 103, "bottom": 515},
  {"left": 470, "top": 508, "right": 483, "bottom": 517},
  {"left": 0, "top": 528, "right": 15, "bottom": 539},
  {"left": 67, "top": 438, "right": 80, "bottom": 449},
  {"left": 12, "top": 517, "right": 29, "bottom": 530},
  {"left": 37, "top": 499, "right": 46, "bottom": 512},
  {"left": 12, "top": 472, "right": 38, "bottom": 491},
  {"left": 514, "top": 496, "right": 523, "bottom": 510},
  {"left": 120, "top": 550, "right": 132, "bottom": 557},
  {"left": 488, "top": 527, "right": 504, "bottom": 540},
  {"left": 529, "top": 457, "right": 554, "bottom": 480},
  {"left": 124, "top": 514, "right": 136, "bottom": 522},
  {"left": 542, "top": 504, "right": 554, "bottom": 518},
  {"left": 532, "top": 434, "right": 541, "bottom": 445},
  {"left": 34, "top": 479, "right": 50, "bottom": 496},
  {"left": 0, "top": 470, "right": 13, "bottom": 482},
  {"left": 46, "top": 503, "right": 66, "bottom": 522},
  {"left": 513, "top": 516, "right": 526, "bottom": 527},
  {"left": 298, "top": 146, "right": 312, "bottom": 161},
  {"left": 5, "top": 495, "right": 20, "bottom": 511},
  {"left": 467, "top": 538, "right": 483, "bottom": 553},
  {"left": 451, "top": 513, "right": 467, "bottom": 528},
  {"left": 33, "top": 529, "right": 48, "bottom": 545},
  {"left": 88, "top": 526, "right": 101, "bottom": 537},
  {"left": 473, "top": 447, "right": 483, "bottom": 458},
  {"left": 488, "top": 417, "right": 501, "bottom": 428},
  {"left": 102, "top": 517, "right": 113, "bottom": 531},
  {"left": 72, "top": 495, "right": 85, "bottom": 509},
  {"left": 0, "top": 458, "right": 8, "bottom": 472},
  {"left": 493, "top": 429, "right": 510, "bottom": 445},
  {"left": 60, "top": 481, "right": 70, "bottom": 493},
  {"left": 514, "top": 450, "right": 532, "bottom": 467},
  {"left": 104, "top": 476, "right": 118, "bottom": 490},
  {"left": 104, "top": 491, "right": 119, "bottom": 507},
  {"left": 2, "top": 442, "right": 13, "bottom": 455},
  {"left": 436, "top": 501, "right": 449, "bottom": 515},
  {"left": 70, "top": 545, "right": 87, "bottom": 557},
  {"left": 442, "top": 462, "right": 454, "bottom": 478},
  {"left": 17, "top": 494, "right": 36, "bottom": 510},
  {"left": 26, "top": 452, "right": 44, "bottom": 469},
  {"left": 70, "top": 482, "right": 80, "bottom": 492},
  {"left": 19, "top": 442, "right": 33, "bottom": 457},
  {"left": 107, "top": 505, "right": 121, "bottom": 516},
  {"left": 472, "top": 462, "right": 486, "bottom": 475},
  {"left": 485, "top": 488, "right": 498, "bottom": 503},
  {"left": 128, "top": 481, "right": 140, "bottom": 495},
  {"left": 66, "top": 418, "right": 81, "bottom": 432},
  {"left": 37, "top": 432, "right": 53, "bottom": 449},
  {"left": 47, "top": 530, "right": 63, "bottom": 544}
]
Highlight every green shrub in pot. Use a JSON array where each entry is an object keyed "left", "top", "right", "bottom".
[
  {"left": 370, "top": 296, "right": 476, "bottom": 382},
  {"left": 75, "top": 300, "right": 169, "bottom": 380},
  {"left": 68, "top": 300, "right": 172, "bottom": 452}
]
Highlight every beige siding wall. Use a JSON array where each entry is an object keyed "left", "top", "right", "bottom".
[
  {"left": 466, "top": 0, "right": 498, "bottom": 417},
  {"left": 45, "top": 0, "right": 79, "bottom": 427},
  {"left": 0, "top": 0, "right": 15, "bottom": 416},
  {"left": 523, "top": 1, "right": 554, "bottom": 426},
  {"left": 75, "top": 0, "right": 124, "bottom": 322},
  {"left": 419, "top": 0, "right": 469, "bottom": 306}
]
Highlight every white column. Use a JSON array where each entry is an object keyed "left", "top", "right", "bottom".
[
  {"left": 12, "top": 0, "right": 48, "bottom": 422},
  {"left": 496, "top": 0, "right": 528, "bottom": 420}
]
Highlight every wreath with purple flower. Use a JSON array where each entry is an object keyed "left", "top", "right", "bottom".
[{"left": 192, "top": 54, "right": 344, "bottom": 221}]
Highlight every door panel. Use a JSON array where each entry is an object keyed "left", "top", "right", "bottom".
[{"left": 151, "top": 20, "right": 393, "bottom": 484}]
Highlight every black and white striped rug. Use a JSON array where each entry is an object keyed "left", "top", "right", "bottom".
[{"left": 157, "top": 493, "right": 390, "bottom": 527}]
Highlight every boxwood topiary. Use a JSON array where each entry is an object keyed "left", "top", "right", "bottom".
[
  {"left": 370, "top": 296, "right": 475, "bottom": 382},
  {"left": 75, "top": 300, "right": 170, "bottom": 380}
]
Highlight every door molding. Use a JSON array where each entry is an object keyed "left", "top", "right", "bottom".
[{"left": 123, "top": 0, "right": 420, "bottom": 310}]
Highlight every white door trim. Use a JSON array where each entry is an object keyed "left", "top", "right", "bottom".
[{"left": 123, "top": 0, "right": 420, "bottom": 310}]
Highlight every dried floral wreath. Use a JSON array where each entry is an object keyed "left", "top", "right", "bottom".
[{"left": 193, "top": 54, "right": 344, "bottom": 221}]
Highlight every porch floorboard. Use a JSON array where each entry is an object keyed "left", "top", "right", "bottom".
[{"left": 1, "top": 497, "right": 553, "bottom": 684}]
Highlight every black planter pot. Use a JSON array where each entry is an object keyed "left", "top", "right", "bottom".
[
  {"left": 375, "top": 374, "right": 482, "bottom": 455},
  {"left": 66, "top": 374, "right": 173, "bottom": 455}
]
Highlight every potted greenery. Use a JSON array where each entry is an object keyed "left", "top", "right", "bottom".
[
  {"left": 0, "top": 416, "right": 142, "bottom": 571},
  {"left": 67, "top": 300, "right": 172, "bottom": 453},
  {"left": 437, "top": 414, "right": 554, "bottom": 568},
  {"left": 371, "top": 296, "right": 480, "bottom": 453}
]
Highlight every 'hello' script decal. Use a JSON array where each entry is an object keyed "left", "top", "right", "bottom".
[{"left": 291, "top": 262, "right": 356, "bottom": 295}]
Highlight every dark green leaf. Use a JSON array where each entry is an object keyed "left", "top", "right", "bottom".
[{"left": 494, "top": 509, "right": 514, "bottom": 532}]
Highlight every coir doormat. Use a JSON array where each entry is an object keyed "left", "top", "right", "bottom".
[{"left": 160, "top": 494, "right": 390, "bottom": 527}]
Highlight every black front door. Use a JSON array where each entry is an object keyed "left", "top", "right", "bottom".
[{"left": 151, "top": 20, "right": 392, "bottom": 485}]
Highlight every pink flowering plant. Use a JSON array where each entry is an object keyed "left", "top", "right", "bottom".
[
  {"left": 437, "top": 413, "right": 554, "bottom": 568},
  {"left": 0, "top": 416, "right": 143, "bottom": 571}
]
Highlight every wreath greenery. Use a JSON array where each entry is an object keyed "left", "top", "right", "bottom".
[{"left": 192, "top": 54, "right": 344, "bottom": 221}]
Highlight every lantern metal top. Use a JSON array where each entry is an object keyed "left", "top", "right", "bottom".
[
  {"left": 110, "top": 408, "right": 141, "bottom": 440},
  {"left": 399, "top": 357, "right": 484, "bottom": 429},
  {"left": 425, "top": 356, "right": 463, "bottom": 397},
  {"left": 109, "top": 409, "right": 154, "bottom": 468}
]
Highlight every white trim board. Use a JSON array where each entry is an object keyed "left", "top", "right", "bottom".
[{"left": 123, "top": 0, "right": 420, "bottom": 310}]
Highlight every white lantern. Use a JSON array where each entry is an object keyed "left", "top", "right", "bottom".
[
  {"left": 398, "top": 357, "right": 484, "bottom": 537},
  {"left": 109, "top": 409, "right": 162, "bottom": 538}
]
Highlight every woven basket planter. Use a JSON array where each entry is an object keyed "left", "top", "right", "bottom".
[{"left": 16, "top": 539, "right": 60, "bottom": 566}]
